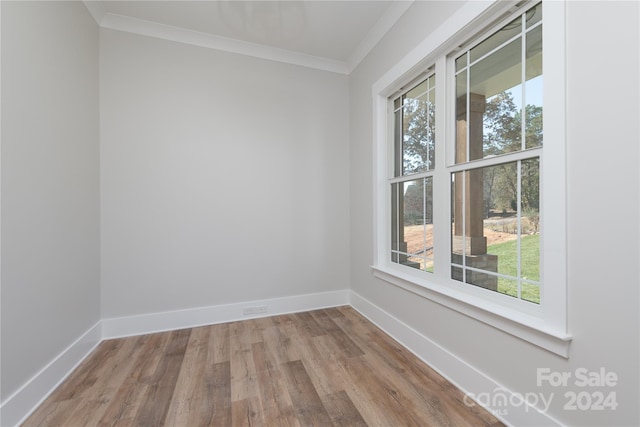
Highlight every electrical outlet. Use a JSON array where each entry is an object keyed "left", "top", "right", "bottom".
[{"left": 243, "top": 305, "right": 268, "bottom": 315}]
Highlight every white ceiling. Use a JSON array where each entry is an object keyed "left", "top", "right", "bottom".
[{"left": 84, "top": 1, "right": 414, "bottom": 74}]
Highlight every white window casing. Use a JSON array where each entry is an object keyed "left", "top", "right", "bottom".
[{"left": 372, "top": 0, "right": 571, "bottom": 357}]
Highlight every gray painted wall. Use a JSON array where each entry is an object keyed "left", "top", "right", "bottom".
[
  {"left": 99, "top": 29, "right": 351, "bottom": 318},
  {"left": 349, "top": 1, "right": 639, "bottom": 425},
  {"left": 1, "top": 1, "right": 100, "bottom": 401}
]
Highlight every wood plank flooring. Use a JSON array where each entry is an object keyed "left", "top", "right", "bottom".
[{"left": 23, "top": 306, "right": 503, "bottom": 426}]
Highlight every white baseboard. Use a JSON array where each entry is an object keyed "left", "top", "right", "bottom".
[
  {"left": 349, "top": 291, "right": 563, "bottom": 427},
  {"left": 102, "top": 289, "right": 350, "bottom": 339},
  {"left": 0, "top": 322, "right": 102, "bottom": 427}
]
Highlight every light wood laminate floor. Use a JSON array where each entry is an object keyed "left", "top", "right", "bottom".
[{"left": 23, "top": 306, "right": 502, "bottom": 426}]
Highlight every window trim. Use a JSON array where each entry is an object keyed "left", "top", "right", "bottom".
[{"left": 372, "top": 0, "right": 571, "bottom": 357}]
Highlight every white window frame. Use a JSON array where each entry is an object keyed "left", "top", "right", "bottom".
[{"left": 372, "top": 0, "right": 571, "bottom": 357}]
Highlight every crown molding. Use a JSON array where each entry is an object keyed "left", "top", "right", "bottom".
[
  {"left": 83, "top": 1, "right": 411, "bottom": 75},
  {"left": 100, "top": 13, "right": 351, "bottom": 74}
]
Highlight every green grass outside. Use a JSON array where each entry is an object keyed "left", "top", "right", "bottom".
[{"left": 488, "top": 234, "right": 540, "bottom": 304}]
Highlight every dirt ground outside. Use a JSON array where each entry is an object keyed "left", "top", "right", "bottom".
[{"left": 403, "top": 224, "right": 518, "bottom": 256}]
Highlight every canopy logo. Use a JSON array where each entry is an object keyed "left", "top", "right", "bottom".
[
  {"left": 464, "top": 367, "right": 618, "bottom": 416},
  {"left": 463, "top": 388, "right": 553, "bottom": 417}
]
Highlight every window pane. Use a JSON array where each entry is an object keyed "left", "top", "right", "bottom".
[
  {"left": 457, "top": 37, "right": 525, "bottom": 163},
  {"left": 451, "top": 167, "right": 499, "bottom": 291},
  {"left": 526, "top": 24, "right": 542, "bottom": 81},
  {"left": 455, "top": 52, "right": 467, "bottom": 72},
  {"left": 405, "top": 79, "right": 428, "bottom": 100},
  {"left": 489, "top": 278, "right": 539, "bottom": 304},
  {"left": 394, "top": 105, "right": 403, "bottom": 177},
  {"left": 520, "top": 158, "right": 540, "bottom": 283},
  {"left": 494, "top": 277, "right": 519, "bottom": 299},
  {"left": 475, "top": 38, "right": 523, "bottom": 159},
  {"left": 451, "top": 159, "right": 540, "bottom": 304},
  {"left": 455, "top": 5, "right": 543, "bottom": 164},
  {"left": 522, "top": 281, "right": 540, "bottom": 304},
  {"left": 526, "top": 2, "right": 542, "bottom": 29},
  {"left": 428, "top": 81, "right": 436, "bottom": 108},
  {"left": 455, "top": 69, "right": 467, "bottom": 163},
  {"left": 391, "top": 183, "right": 399, "bottom": 262},
  {"left": 525, "top": 24, "right": 543, "bottom": 149},
  {"left": 470, "top": 16, "right": 522, "bottom": 63},
  {"left": 391, "top": 178, "right": 434, "bottom": 272},
  {"left": 402, "top": 78, "right": 435, "bottom": 175}
]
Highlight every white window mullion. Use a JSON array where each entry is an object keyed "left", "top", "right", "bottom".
[
  {"left": 394, "top": 183, "right": 399, "bottom": 263},
  {"left": 521, "top": 14, "right": 527, "bottom": 151},
  {"left": 422, "top": 178, "right": 427, "bottom": 270},
  {"left": 465, "top": 51, "right": 471, "bottom": 163},
  {"left": 516, "top": 160, "right": 523, "bottom": 300},
  {"left": 461, "top": 171, "right": 467, "bottom": 282},
  {"left": 432, "top": 55, "right": 449, "bottom": 281}
]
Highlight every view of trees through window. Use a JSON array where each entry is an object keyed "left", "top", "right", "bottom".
[
  {"left": 392, "top": 2, "right": 542, "bottom": 304},
  {"left": 452, "top": 2, "right": 542, "bottom": 303},
  {"left": 391, "top": 75, "right": 435, "bottom": 273},
  {"left": 475, "top": 89, "right": 542, "bottom": 303}
]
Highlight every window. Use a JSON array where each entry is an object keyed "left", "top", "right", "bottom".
[
  {"left": 451, "top": 2, "right": 542, "bottom": 304},
  {"left": 373, "top": 1, "right": 570, "bottom": 356},
  {"left": 391, "top": 74, "right": 436, "bottom": 273}
]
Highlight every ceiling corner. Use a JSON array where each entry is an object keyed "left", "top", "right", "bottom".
[
  {"left": 82, "top": 1, "right": 106, "bottom": 26},
  {"left": 346, "top": 0, "right": 414, "bottom": 74}
]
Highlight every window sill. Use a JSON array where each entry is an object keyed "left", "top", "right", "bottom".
[{"left": 372, "top": 265, "right": 572, "bottom": 358}]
